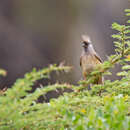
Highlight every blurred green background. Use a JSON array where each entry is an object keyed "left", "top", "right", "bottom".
[{"left": 0, "top": 0, "right": 129, "bottom": 88}]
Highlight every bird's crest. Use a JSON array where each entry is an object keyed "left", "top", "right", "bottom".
[{"left": 81, "top": 35, "right": 91, "bottom": 43}]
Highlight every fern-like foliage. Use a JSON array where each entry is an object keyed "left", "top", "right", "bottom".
[{"left": 0, "top": 9, "right": 130, "bottom": 130}]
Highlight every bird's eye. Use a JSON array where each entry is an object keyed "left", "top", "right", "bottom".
[{"left": 83, "top": 41, "right": 89, "bottom": 46}]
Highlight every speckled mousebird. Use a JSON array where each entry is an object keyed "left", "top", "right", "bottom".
[{"left": 80, "top": 35, "right": 103, "bottom": 84}]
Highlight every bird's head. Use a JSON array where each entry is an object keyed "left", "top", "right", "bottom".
[{"left": 81, "top": 35, "right": 91, "bottom": 48}]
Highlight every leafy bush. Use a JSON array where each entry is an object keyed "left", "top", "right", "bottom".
[{"left": 0, "top": 9, "right": 130, "bottom": 130}]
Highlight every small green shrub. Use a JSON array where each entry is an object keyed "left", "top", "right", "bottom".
[{"left": 0, "top": 9, "right": 130, "bottom": 130}]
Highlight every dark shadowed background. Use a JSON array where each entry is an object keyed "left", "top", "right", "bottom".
[{"left": 0, "top": 0, "right": 129, "bottom": 89}]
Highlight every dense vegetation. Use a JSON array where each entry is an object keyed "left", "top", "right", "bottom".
[{"left": 0, "top": 9, "right": 130, "bottom": 130}]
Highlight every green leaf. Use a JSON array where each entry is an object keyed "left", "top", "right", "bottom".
[
  {"left": 76, "top": 125, "right": 84, "bottom": 130},
  {"left": 125, "top": 26, "right": 130, "bottom": 29},
  {"left": 122, "top": 65, "right": 130, "bottom": 70},
  {"left": 125, "top": 13, "right": 130, "bottom": 16},
  {"left": 124, "top": 58, "right": 130, "bottom": 62},
  {"left": 127, "top": 20, "right": 130, "bottom": 23},
  {"left": 124, "top": 30, "right": 130, "bottom": 34},
  {"left": 103, "top": 71, "right": 112, "bottom": 76},
  {"left": 112, "top": 23, "right": 124, "bottom": 31},
  {"left": 125, "top": 9, "right": 130, "bottom": 12},
  {"left": 125, "top": 36, "right": 130, "bottom": 40},
  {"left": 117, "top": 71, "right": 128, "bottom": 76},
  {"left": 0, "top": 69, "right": 7, "bottom": 76},
  {"left": 111, "top": 34, "right": 121, "bottom": 40},
  {"left": 125, "top": 40, "right": 130, "bottom": 46}
]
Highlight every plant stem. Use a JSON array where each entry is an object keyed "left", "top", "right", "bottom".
[{"left": 121, "top": 27, "right": 125, "bottom": 57}]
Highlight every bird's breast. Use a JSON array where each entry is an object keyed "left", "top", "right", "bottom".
[{"left": 81, "top": 54, "right": 99, "bottom": 73}]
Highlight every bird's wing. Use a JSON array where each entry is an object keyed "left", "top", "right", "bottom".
[
  {"left": 94, "top": 52, "right": 103, "bottom": 63},
  {"left": 89, "top": 44, "right": 103, "bottom": 63}
]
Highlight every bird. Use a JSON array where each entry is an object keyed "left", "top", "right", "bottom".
[{"left": 80, "top": 35, "right": 103, "bottom": 84}]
